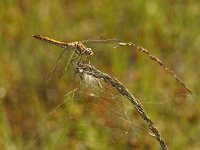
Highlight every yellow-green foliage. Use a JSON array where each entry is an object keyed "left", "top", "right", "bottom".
[{"left": 0, "top": 0, "right": 199, "bottom": 149}]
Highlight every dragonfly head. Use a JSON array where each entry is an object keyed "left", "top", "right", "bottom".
[{"left": 85, "top": 48, "right": 93, "bottom": 56}]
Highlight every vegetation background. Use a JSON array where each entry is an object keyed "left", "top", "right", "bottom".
[{"left": 0, "top": 0, "right": 199, "bottom": 149}]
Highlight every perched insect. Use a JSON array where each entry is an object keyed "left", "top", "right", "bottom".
[
  {"left": 33, "top": 35, "right": 94, "bottom": 60},
  {"left": 33, "top": 35, "right": 117, "bottom": 80}
]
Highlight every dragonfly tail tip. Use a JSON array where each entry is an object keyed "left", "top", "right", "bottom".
[{"left": 32, "top": 34, "right": 40, "bottom": 38}]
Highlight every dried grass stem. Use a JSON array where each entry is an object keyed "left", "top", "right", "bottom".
[
  {"left": 115, "top": 42, "right": 192, "bottom": 94},
  {"left": 76, "top": 62, "right": 168, "bottom": 150}
]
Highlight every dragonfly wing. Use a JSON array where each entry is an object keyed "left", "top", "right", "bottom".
[
  {"left": 82, "top": 36, "right": 119, "bottom": 44},
  {"left": 58, "top": 49, "right": 76, "bottom": 78},
  {"left": 82, "top": 36, "right": 104, "bottom": 43},
  {"left": 46, "top": 49, "right": 66, "bottom": 82}
]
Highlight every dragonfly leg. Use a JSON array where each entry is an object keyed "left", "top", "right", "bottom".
[
  {"left": 86, "top": 56, "right": 91, "bottom": 64},
  {"left": 71, "top": 55, "right": 79, "bottom": 64},
  {"left": 77, "top": 55, "right": 83, "bottom": 64}
]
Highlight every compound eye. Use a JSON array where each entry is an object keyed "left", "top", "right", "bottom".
[{"left": 86, "top": 48, "right": 93, "bottom": 56}]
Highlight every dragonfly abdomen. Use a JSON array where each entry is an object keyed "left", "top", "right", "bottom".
[{"left": 33, "top": 35, "right": 68, "bottom": 49}]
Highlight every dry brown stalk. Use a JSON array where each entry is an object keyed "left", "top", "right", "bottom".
[
  {"left": 114, "top": 42, "right": 192, "bottom": 94},
  {"left": 76, "top": 62, "right": 168, "bottom": 150}
]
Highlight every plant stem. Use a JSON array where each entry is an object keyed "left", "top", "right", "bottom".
[{"left": 76, "top": 62, "right": 168, "bottom": 150}]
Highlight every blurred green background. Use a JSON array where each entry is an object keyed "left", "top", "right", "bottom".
[{"left": 0, "top": 0, "right": 200, "bottom": 149}]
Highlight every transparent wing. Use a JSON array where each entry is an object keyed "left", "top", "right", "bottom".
[
  {"left": 82, "top": 36, "right": 105, "bottom": 42},
  {"left": 58, "top": 50, "right": 77, "bottom": 78},
  {"left": 46, "top": 49, "right": 66, "bottom": 82},
  {"left": 82, "top": 36, "right": 119, "bottom": 44}
]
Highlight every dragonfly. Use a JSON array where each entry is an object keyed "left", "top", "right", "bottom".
[{"left": 33, "top": 34, "right": 117, "bottom": 81}]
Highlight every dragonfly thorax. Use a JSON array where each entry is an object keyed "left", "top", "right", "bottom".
[{"left": 73, "top": 42, "right": 93, "bottom": 57}]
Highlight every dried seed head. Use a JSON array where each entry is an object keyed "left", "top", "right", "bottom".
[{"left": 83, "top": 73, "right": 97, "bottom": 85}]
